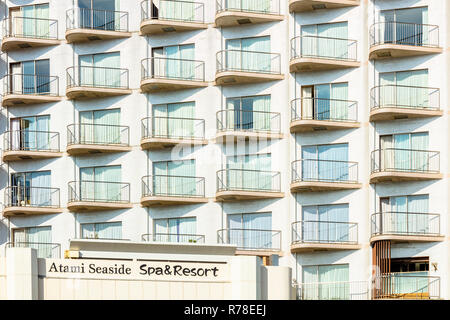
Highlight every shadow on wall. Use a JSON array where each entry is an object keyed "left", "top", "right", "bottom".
[{"left": 0, "top": 218, "right": 8, "bottom": 247}]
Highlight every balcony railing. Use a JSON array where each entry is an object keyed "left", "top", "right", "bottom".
[
  {"left": 142, "top": 57, "right": 205, "bottom": 82},
  {"left": 68, "top": 181, "right": 130, "bottom": 204},
  {"left": 141, "top": 116, "right": 205, "bottom": 140},
  {"left": 67, "top": 66, "right": 129, "bottom": 90},
  {"left": 3, "top": 74, "right": 59, "bottom": 96},
  {"left": 4, "top": 130, "right": 60, "bottom": 153},
  {"left": 216, "top": 0, "right": 280, "bottom": 15},
  {"left": 292, "top": 159, "right": 359, "bottom": 184},
  {"left": 2, "top": 16, "right": 58, "bottom": 39},
  {"left": 141, "top": 0, "right": 205, "bottom": 23},
  {"left": 67, "top": 123, "right": 129, "bottom": 147},
  {"left": 216, "top": 50, "right": 281, "bottom": 74},
  {"left": 291, "top": 97, "right": 358, "bottom": 122},
  {"left": 66, "top": 8, "right": 129, "bottom": 32},
  {"left": 370, "top": 85, "right": 440, "bottom": 111},
  {"left": 216, "top": 169, "right": 281, "bottom": 192},
  {"left": 142, "top": 233, "right": 205, "bottom": 244},
  {"left": 216, "top": 110, "right": 281, "bottom": 134},
  {"left": 369, "top": 22, "right": 439, "bottom": 48},
  {"left": 295, "top": 281, "right": 370, "bottom": 300},
  {"left": 142, "top": 175, "right": 205, "bottom": 198},
  {"left": 291, "top": 35, "right": 358, "bottom": 61},
  {"left": 5, "top": 186, "right": 60, "bottom": 208},
  {"left": 217, "top": 228, "right": 281, "bottom": 251},
  {"left": 372, "top": 273, "right": 440, "bottom": 299},
  {"left": 292, "top": 221, "right": 358, "bottom": 244},
  {"left": 371, "top": 212, "right": 440, "bottom": 237},
  {"left": 370, "top": 149, "right": 440, "bottom": 174},
  {"left": 5, "top": 242, "right": 61, "bottom": 259}
]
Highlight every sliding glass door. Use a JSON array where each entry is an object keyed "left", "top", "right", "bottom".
[
  {"left": 11, "top": 171, "right": 51, "bottom": 207},
  {"left": 79, "top": 109, "right": 120, "bottom": 145},
  {"left": 301, "top": 144, "right": 349, "bottom": 181},
  {"left": 153, "top": 160, "right": 196, "bottom": 196},
  {"left": 80, "top": 165, "right": 121, "bottom": 202},
  {"left": 227, "top": 212, "right": 272, "bottom": 249}
]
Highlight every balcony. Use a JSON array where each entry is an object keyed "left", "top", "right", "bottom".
[
  {"left": 291, "top": 159, "right": 361, "bottom": 192},
  {"left": 215, "top": 0, "right": 283, "bottom": 28},
  {"left": 369, "top": 22, "right": 442, "bottom": 60},
  {"left": 141, "top": 175, "right": 208, "bottom": 206},
  {"left": 370, "top": 212, "right": 444, "bottom": 244},
  {"left": 67, "top": 181, "right": 132, "bottom": 212},
  {"left": 3, "top": 130, "right": 62, "bottom": 162},
  {"left": 140, "top": 0, "right": 207, "bottom": 35},
  {"left": 290, "top": 36, "right": 359, "bottom": 72},
  {"left": 141, "top": 116, "right": 207, "bottom": 150},
  {"left": 216, "top": 169, "right": 284, "bottom": 201},
  {"left": 217, "top": 228, "right": 281, "bottom": 256},
  {"left": 370, "top": 85, "right": 442, "bottom": 121},
  {"left": 2, "top": 74, "right": 62, "bottom": 107},
  {"left": 1, "top": 17, "right": 60, "bottom": 52},
  {"left": 5, "top": 242, "right": 61, "bottom": 259},
  {"left": 216, "top": 50, "right": 284, "bottom": 85},
  {"left": 67, "top": 123, "right": 131, "bottom": 155},
  {"left": 142, "top": 233, "right": 205, "bottom": 244},
  {"left": 290, "top": 97, "right": 359, "bottom": 133},
  {"left": 295, "top": 281, "right": 370, "bottom": 300},
  {"left": 372, "top": 273, "right": 440, "bottom": 300},
  {"left": 66, "top": 66, "right": 131, "bottom": 100},
  {"left": 289, "top": 0, "right": 360, "bottom": 13},
  {"left": 141, "top": 57, "right": 208, "bottom": 92},
  {"left": 65, "top": 8, "right": 131, "bottom": 43},
  {"left": 370, "top": 149, "right": 442, "bottom": 183},
  {"left": 291, "top": 221, "right": 360, "bottom": 253},
  {"left": 3, "top": 186, "right": 62, "bottom": 217},
  {"left": 216, "top": 110, "right": 282, "bottom": 142}
]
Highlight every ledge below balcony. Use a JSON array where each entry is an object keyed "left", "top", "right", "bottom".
[
  {"left": 3, "top": 206, "right": 63, "bottom": 217},
  {"left": 66, "top": 86, "right": 132, "bottom": 100},
  {"left": 289, "top": 0, "right": 360, "bottom": 13},
  {"left": 290, "top": 181, "right": 362, "bottom": 192},
  {"left": 2, "top": 94, "right": 62, "bottom": 107},
  {"left": 215, "top": 11, "right": 284, "bottom": 28},
  {"left": 215, "top": 71, "right": 284, "bottom": 86},
  {"left": 215, "top": 190, "right": 284, "bottom": 202},
  {"left": 65, "top": 29, "right": 132, "bottom": 44},
  {"left": 66, "top": 144, "right": 132, "bottom": 156},
  {"left": 369, "top": 44, "right": 443, "bottom": 60},
  {"left": 2, "top": 150, "right": 63, "bottom": 162},
  {"left": 140, "top": 137, "right": 208, "bottom": 150},
  {"left": 290, "top": 242, "right": 361, "bottom": 253},
  {"left": 369, "top": 107, "right": 443, "bottom": 122},
  {"left": 140, "top": 78, "right": 208, "bottom": 93},
  {"left": 290, "top": 119, "right": 360, "bottom": 133},
  {"left": 67, "top": 201, "right": 133, "bottom": 213},
  {"left": 1, "top": 37, "right": 61, "bottom": 52},
  {"left": 290, "top": 57, "right": 360, "bottom": 72},
  {"left": 215, "top": 131, "right": 283, "bottom": 143},
  {"left": 140, "top": 19, "right": 207, "bottom": 35},
  {"left": 369, "top": 171, "right": 443, "bottom": 184},
  {"left": 141, "top": 196, "right": 209, "bottom": 207},
  {"left": 235, "top": 249, "right": 283, "bottom": 257},
  {"left": 370, "top": 234, "right": 445, "bottom": 245}
]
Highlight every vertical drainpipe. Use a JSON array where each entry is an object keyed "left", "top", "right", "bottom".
[
  {"left": 72, "top": 0, "right": 78, "bottom": 239},
  {"left": 146, "top": 27, "right": 150, "bottom": 237},
  {"left": 220, "top": 20, "right": 224, "bottom": 235}
]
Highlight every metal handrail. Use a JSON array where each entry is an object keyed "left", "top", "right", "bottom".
[
  {"left": 68, "top": 181, "right": 130, "bottom": 203},
  {"left": 291, "top": 159, "right": 359, "bottom": 183},
  {"left": 216, "top": 168, "right": 281, "bottom": 192},
  {"left": 2, "top": 74, "right": 59, "bottom": 96},
  {"left": 2, "top": 16, "right": 58, "bottom": 39},
  {"left": 5, "top": 242, "right": 61, "bottom": 259},
  {"left": 141, "top": 57, "right": 205, "bottom": 82},
  {"left": 67, "top": 123, "right": 130, "bottom": 146},
  {"left": 372, "top": 273, "right": 440, "bottom": 300},
  {"left": 291, "top": 97, "right": 358, "bottom": 122},
  {"left": 292, "top": 220, "right": 358, "bottom": 244},
  {"left": 295, "top": 280, "right": 370, "bottom": 300},
  {"left": 142, "top": 175, "right": 205, "bottom": 198},
  {"left": 4, "top": 186, "right": 60, "bottom": 208},
  {"left": 66, "top": 66, "right": 129, "bottom": 89},
  {"left": 141, "top": 0, "right": 205, "bottom": 23},
  {"left": 216, "top": 0, "right": 280, "bottom": 15},
  {"left": 4, "top": 130, "right": 60, "bottom": 153},
  {"left": 370, "top": 84, "right": 440, "bottom": 110},
  {"left": 141, "top": 116, "right": 205, "bottom": 140},
  {"left": 371, "top": 212, "right": 441, "bottom": 237},
  {"left": 216, "top": 109, "right": 281, "bottom": 133},
  {"left": 370, "top": 148, "right": 440, "bottom": 174},
  {"left": 216, "top": 49, "right": 281, "bottom": 74},
  {"left": 142, "top": 233, "right": 205, "bottom": 243},
  {"left": 217, "top": 228, "right": 282, "bottom": 251},
  {"left": 291, "top": 35, "right": 358, "bottom": 61},
  {"left": 66, "top": 7, "right": 129, "bottom": 32}
]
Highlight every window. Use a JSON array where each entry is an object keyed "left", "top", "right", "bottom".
[
  {"left": 301, "top": 83, "right": 349, "bottom": 121},
  {"left": 390, "top": 257, "right": 430, "bottom": 295},
  {"left": 78, "top": 0, "right": 119, "bottom": 30},
  {"left": 152, "top": 44, "right": 195, "bottom": 79},
  {"left": 151, "top": 0, "right": 197, "bottom": 22},
  {"left": 225, "top": 36, "right": 271, "bottom": 72},
  {"left": 79, "top": 52, "right": 121, "bottom": 88},
  {"left": 226, "top": 153, "right": 272, "bottom": 190},
  {"left": 13, "top": 226, "right": 52, "bottom": 258},
  {"left": 81, "top": 221, "right": 122, "bottom": 240},
  {"left": 80, "top": 165, "right": 122, "bottom": 201},
  {"left": 301, "top": 22, "right": 349, "bottom": 59},
  {"left": 79, "top": 109, "right": 120, "bottom": 145},
  {"left": 11, "top": 171, "right": 51, "bottom": 207},
  {"left": 153, "top": 160, "right": 196, "bottom": 196},
  {"left": 302, "top": 264, "right": 349, "bottom": 300},
  {"left": 301, "top": 144, "right": 349, "bottom": 181},
  {"left": 9, "top": 115, "right": 50, "bottom": 151},
  {"left": 9, "top": 59, "right": 50, "bottom": 95},
  {"left": 302, "top": 204, "right": 350, "bottom": 243},
  {"left": 381, "top": 7, "right": 428, "bottom": 46},
  {"left": 152, "top": 102, "right": 196, "bottom": 138},
  {"left": 225, "top": 95, "right": 271, "bottom": 131},
  {"left": 224, "top": 0, "right": 271, "bottom": 13},
  {"left": 9, "top": 4, "right": 50, "bottom": 38},
  {"left": 153, "top": 217, "right": 197, "bottom": 243},
  {"left": 227, "top": 212, "right": 272, "bottom": 249}
]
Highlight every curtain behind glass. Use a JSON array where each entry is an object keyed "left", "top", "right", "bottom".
[{"left": 27, "top": 226, "right": 52, "bottom": 258}]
